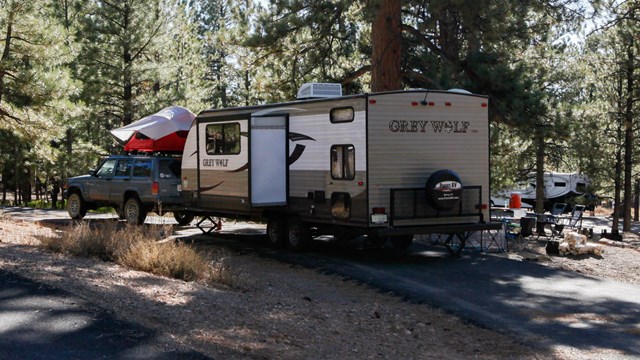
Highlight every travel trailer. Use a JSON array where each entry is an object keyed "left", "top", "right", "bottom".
[
  {"left": 492, "top": 172, "right": 590, "bottom": 210},
  {"left": 179, "top": 84, "right": 497, "bottom": 250}
]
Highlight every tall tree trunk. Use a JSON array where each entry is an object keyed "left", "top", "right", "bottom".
[
  {"left": 535, "top": 126, "right": 545, "bottom": 214},
  {"left": 623, "top": 42, "right": 634, "bottom": 232},
  {"left": 0, "top": 16, "right": 13, "bottom": 106},
  {"left": 122, "top": 3, "right": 133, "bottom": 126},
  {"left": 371, "top": 0, "right": 402, "bottom": 92},
  {"left": 613, "top": 143, "right": 622, "bottom": 235}
]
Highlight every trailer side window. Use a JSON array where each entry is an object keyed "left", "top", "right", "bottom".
[
  {"left": 206, "top": 123, "right": 241, "bottom": 155},
  {"left": 331, "top": 145, "right": 355, "bottom": 180},
  {"left": 330, "top": 107, "right": 354, "bottom": 123},
  {"left": 331, "top": 192, "right": 351, "bottom": 220}
]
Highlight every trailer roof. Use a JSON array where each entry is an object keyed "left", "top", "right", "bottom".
[{"left": 197, "top": 89, "right": 487, "bottom": 117}]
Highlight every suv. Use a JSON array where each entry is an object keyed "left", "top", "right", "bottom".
[{"left": 65, "top": 155, "right": 194, "bottom": 225}]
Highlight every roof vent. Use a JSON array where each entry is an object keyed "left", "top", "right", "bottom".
[{"left": 297, "top": 83, "right": 342, "bottom": 100}]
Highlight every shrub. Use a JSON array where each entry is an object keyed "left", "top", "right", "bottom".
[{"left": 41, "top": 222, "right": 236, "bottom": 286}]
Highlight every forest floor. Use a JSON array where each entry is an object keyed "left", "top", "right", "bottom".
[{"left": 1, "top": 208, "right": 639, "bottom": 359}]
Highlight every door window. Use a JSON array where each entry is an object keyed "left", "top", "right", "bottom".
[{"left": 96, "top": 159, "right": 117, "bottom": 177}]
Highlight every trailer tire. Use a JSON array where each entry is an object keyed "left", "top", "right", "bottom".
[
  {"left": 287, "top": 217, "right": 310, "bottom": 252},
  {"left": 425, "top": 169, "right": 463, "bottom": 211},
  {"left": 67, "top": 192, "right": 87, "bottom": 219},
  {"left": 173, "top": 212, "right": 195, "bottom": 226},
  {"left": 124, "top": 197, "right": 147, "bottom": 225},
  {"left": 267, "top": 217, "right": 286, "bottom": 248}
]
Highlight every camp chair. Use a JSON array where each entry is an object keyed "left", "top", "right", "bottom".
[
  {"left": 550, "top": 203, "right": 567, "bottom": 217},
  {"left": 555, "top": 205, "right": 586, "bottom": 235},
  {"left": 514, "top": 216, "right": 536, "bottom": 251},
  {"left": 543, "top": 203, "right": 566, "bottom": 238}
]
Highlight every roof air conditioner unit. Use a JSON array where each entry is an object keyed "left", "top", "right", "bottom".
[{"left": 297, "top": 83, "right": 342, "bottom": 100}]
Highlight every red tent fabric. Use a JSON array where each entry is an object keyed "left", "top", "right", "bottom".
[{"left": 124, "top": 130, "right": 189, "bottom": 153}]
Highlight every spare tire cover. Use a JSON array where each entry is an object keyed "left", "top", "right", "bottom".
[{"left": 425, "top": 170, "right": 463, "bottom": 211}]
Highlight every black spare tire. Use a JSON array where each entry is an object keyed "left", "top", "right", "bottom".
[{"left": 425, "top": 169, "right": 463, "bottom": 211}]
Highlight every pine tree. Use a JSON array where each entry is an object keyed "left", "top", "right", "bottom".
[
  {"left": 75, "top": 0, "right": 206, "bottom": 151},
  {"left": 1, "top": 0, "right": 77, "bottom": 203}
]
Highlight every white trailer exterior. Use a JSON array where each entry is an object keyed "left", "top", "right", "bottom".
[
  {"left": 181, "top": 89, "right": 493, "bottom": 250},
  {"left": 515, "top": 172, "right": 590, "bottom": 209}
]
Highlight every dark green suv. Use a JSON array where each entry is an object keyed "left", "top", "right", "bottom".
[{"left": 65, "top": 155, "right": 194, "bottom": 225}]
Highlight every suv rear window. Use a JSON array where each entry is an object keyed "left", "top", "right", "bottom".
[
  {"left": 133, "top": 160, "right": 152, "bottom": 178},
  {"left": 159, "top": 159, "right": 181, "bottom": 179}
]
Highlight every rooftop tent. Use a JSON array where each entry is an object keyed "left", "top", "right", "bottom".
[{"left": 110, "top": 106, "right": 196, "bottom": 153}]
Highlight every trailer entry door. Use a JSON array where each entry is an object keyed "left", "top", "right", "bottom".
[{"left": 250, "top": 116, "right": 287, "bottom": 206}]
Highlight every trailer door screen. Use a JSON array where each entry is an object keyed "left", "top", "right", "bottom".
[{"left": 250, "top": 116, "right": 287, "bottom": 206}]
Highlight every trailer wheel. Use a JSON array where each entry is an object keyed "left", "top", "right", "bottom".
[
  {"left": 391, "top": 235, "right": 414, "bottom": 250},
  {"left": 67, "top": 193, "right": 87, "bottom": 219},
  {"left": 173, "top": 212, "right": 195, "bottom": 226},
  {"left": 267, "top": 217, "right": 286, "bottom": 248},
  {"left": 287, "top": 217, "right": 310, "bottom": 251},
  {"left": 124, "top": 197, "right": 147, "bottom": 225}
]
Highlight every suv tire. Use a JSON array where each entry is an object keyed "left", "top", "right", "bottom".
[
  {"left": 67, "top": 193, "right": 87, "bottom": 219},
  {"left": 124, "top": 197, "right": 147, "bottom": 225}
]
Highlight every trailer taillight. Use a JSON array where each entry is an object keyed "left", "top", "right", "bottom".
[
  {"left": 481, "top": 102, "right": 488, "bottom": 107},
  {"left": 476, "top": 203, "right": 488, "bottom": 210},
  {"left": 372, "top": 207, "right": 386, "bottom": 214},
  {"left": 152, "top": 182, "right": 159, "bottom": 196}
]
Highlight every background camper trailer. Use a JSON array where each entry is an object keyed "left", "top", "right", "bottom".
[
  {"left": 492, "top": 172, "right": 591, "bottom": 211},
  {"left": 180, "top": 85, "right": 497, "bottom": 251}
]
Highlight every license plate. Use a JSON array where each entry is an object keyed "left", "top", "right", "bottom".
[
  {"left": 371, "top": 213, "right": 388, "bottom": 224},
  {"left": 177, "top": 184, "right": 182, "bottom": 192}
]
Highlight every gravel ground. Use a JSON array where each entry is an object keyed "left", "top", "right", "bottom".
[{"left": 2, "top": 212, "right": 639, "bottom": 359}]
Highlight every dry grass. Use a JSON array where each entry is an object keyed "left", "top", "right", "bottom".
[{"left": 40, "top": 222, "right": 237, "bottom": 287}]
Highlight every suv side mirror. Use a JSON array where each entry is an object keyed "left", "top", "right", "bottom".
[{"left": 89, "top": 169, "right": 97, "bottom": 177}]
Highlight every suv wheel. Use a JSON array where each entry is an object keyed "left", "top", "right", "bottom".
[
  {"left": 67, "top": 193, "right": 87, "bottom": 219},
  {"left": 124, "top": 197, "right": 147, "bottom": 225}
]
